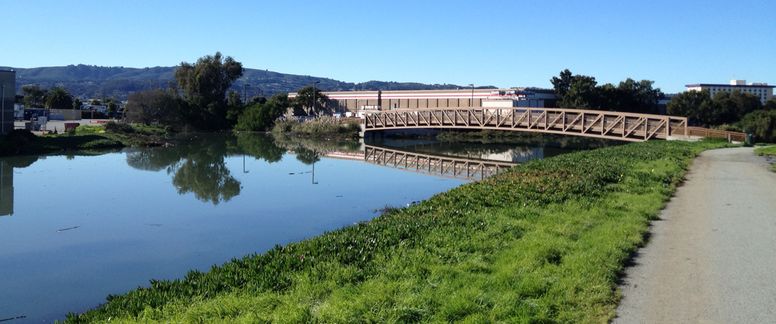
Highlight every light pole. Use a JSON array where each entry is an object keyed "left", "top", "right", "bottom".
[
  {"left": 242, "top": 154, "right": 249, "bottom": 174},
  {"left": 311, "top": 81, "right": 320, "bottom": 116},
  {"left": 1, "top": 84, "right": 5, "bottom": 135},
  {"left": 311, "top": 161, "right": 317, "bottom": 184},
  {"left": 243, "top": 83, "right": 250, "bottom": 104},
  {"left": 469, "top": 84, "right": 475, "bottom": 108}
]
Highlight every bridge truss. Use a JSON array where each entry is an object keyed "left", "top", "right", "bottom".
[{"left": 364, "top": 108, "right": 689, "bottom": 142}]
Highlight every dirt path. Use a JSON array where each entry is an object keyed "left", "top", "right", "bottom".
[{"left": 615, "top": 147, "right": 776, "bottom": 323}]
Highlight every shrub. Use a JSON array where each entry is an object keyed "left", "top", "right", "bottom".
[
  {"left": 104, "top": 121, "right": 135, "bottom": 134},
  {"left": 739, "top": 110, "right": 776, "bottom": 143}
]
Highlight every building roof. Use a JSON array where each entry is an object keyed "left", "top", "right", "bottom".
[{"left": 686, "top": 83, "right": 775, "bottom": 89}]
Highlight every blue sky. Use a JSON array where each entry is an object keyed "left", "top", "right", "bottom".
[{"left": 1, "top": 0, "right": 774, "bottom": 92}]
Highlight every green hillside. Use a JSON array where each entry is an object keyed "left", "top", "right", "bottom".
[{"left": 2, "top": 64, "right": 480, "bottom": 100}]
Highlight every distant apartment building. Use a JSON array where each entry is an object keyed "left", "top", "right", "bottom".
[
  {"left": 289, "top": 88, "right": 557, "bottom": 113},
  {"left": 0, "top": 70, "right": 15, "bottom": 135},
  {"left": 685, "top": 80, "right": 774, "bottom": 104}
]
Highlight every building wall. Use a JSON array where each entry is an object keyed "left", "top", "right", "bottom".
[
  {"left": 0, "top": 71, "right": 15, "bottom": 135},
  {"left": 687, "top": 84, "right": 774, "bottom": 104},
  {"left": 290, "top": 89, "right": 556, "bottom": 113}
]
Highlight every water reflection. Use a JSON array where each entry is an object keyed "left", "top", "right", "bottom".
[
  {"left": 0, "top": 134, "right": 470, "bottom": 323},
  {"left": 0, "top": 156, "right": 46, "bottom": 216},
  {"left": 125, "top": 135, "right": 243, "bottom": 204},
  {"left": 0, "top": 134, "right": 574, "bottom": 211},
  {"left": 363, "top": 145, "right": 516, "bottom": 181}
]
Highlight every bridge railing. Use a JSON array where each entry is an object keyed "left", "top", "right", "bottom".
[
  {"left": 686, "top": 127, "right": 746, "bottom": 142},
  {"left": 364, "top": 107, "right": 689, "bottom": 142}
]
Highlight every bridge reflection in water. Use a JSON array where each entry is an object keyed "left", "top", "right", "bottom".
[{"left": 362, "top": 145, "right": 516, "bottom": 181}]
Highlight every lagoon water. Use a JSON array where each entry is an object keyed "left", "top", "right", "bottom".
[{"left": 0, "top": 134, "right": 570, "bottom": 322}]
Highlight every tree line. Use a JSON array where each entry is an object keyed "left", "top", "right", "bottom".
[
  {"left": 125, "top": 52, "right": 332, "bottom": 132},
  {"left": 668, "top": 89, "right": 776, "bottom": 141},
  {"left": 550, "top": 69, "right": 663, "bottom": 114},
  {"left": 551, "top": 69, "right": 776, "bottom": 142}
]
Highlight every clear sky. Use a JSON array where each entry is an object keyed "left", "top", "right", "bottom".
[{"left": 1, "top": 0, "right": 774, "bottom": 92}]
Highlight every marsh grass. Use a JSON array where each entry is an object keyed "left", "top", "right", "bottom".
[
  {"left": 66, "top": 140, "right": 730, "bottom": 323},
  {"left": 273, "top": 117, "right": 361, "bottom": 138}
]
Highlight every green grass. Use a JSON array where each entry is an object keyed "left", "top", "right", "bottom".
[
  {"left": 755, "top": 145, "right": 776, "bottom": 171},
  {"left": 66, "top": 139, "right": 731, "bottom": 323}
]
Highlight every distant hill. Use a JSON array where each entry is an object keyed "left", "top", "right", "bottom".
[{"left": 1, "top": 64, "right": 489, "bottom": 100}]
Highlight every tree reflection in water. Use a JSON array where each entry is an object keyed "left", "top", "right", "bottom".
[
  {"left": 124, "top": 133, "right": 358, "bottom": 204},
  {"left": 126, "top": 135, "right": 239, "bottom": 204}
]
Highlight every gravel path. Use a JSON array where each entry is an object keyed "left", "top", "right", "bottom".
[{"left": 615, "top": 147, "right": 776, "bottom": 323}]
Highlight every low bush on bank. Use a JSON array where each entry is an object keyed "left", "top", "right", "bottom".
[
  {"left": 67, "top": 139, "right": 730, "bottom": 323},
  {"left": 272, "top": 117, "right": 361, "bottom": 138},
  {"left": 739, "top": 109, "right": 776, "bottom": 143}
]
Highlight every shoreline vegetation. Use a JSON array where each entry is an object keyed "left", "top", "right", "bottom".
[
  {"left": 0, "top": 122, "right": 172, "bottom": 157},
  {"left": 271, "top": 117, "right": 361, "bottom": 139},
  {"left": 67, "top": 139, "right": 730, "bottom": 323}
]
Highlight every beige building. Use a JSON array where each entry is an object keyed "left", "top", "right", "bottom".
[
  {"left": 686, "top": 80, "right": 773, "bottom": 104},
  {"left": 289, "top": 88, "right": 557, "bottom": 113}
]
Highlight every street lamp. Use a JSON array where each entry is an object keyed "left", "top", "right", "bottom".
[
  {"left": 243, "top": 83, "right": 250, "bottom": 103},
  {"left": 469, "top": 84, "right": 475, "bottom": 108}
]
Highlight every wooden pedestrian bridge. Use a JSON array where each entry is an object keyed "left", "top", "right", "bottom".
[{"left": 363, "top": 107, "right": 744, "bottom": 142}]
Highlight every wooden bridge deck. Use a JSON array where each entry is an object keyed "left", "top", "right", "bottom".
[{"left": 364, "top": 108, "right": 690, "bottom": 142}]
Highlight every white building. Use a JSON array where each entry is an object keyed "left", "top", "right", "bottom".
[{"left": 686, "top": 80, "right": 773, "bottom": 104}]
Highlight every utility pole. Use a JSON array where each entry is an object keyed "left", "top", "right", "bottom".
[
  {"left": 243, "top": 83, "right": 250, "bottom": 103},
  {"left": 1, "top": 84, "right": 5, "bottom": 135},
  {"left": 469, "top": 84, "right": 475, "bottom": 108}
]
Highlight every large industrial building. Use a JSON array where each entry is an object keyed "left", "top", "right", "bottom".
[
  {"left": 686, "top": 80, "right": 774, "bottom": 104},
  {"left": 0, "top": 70, "right": 15, "bottom": 135},
  {"left": 289, "top": 88, "right": 557, "bottom": 113}
]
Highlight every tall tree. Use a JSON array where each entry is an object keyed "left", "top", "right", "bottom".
[
  {"left": 125, "top": 89, "right": 184, "bottom": 125},
  {"left": 561, "top": 75, "right": 598, "bottom": 108},
  {"left": 73, "top": 98, "right": 83, "bottom": 110},
  {"left": 174, "top": 52, "right": 244, "bottom": 129},
  {"left": 615, "top": 79, "right": 662, "bottom": 113},
  {"left": 106, "top": 98, "right": 118, "bottom": 117},
  {"left": 293, "top": 86, "right": 329, "bottom": 116},
  {"left": 22, "top": 85, "right": 46, "bottom": 108},
  {"left": 710, "top": 91, "right": 762, "bottom": 125},
  {"left": 765, "top": 98, "right": 776, "bottom": 111},
  {"left": 667, "top": 90, "right": 714, "bottom": 126},
  {"left": 45, "top": 87, "right": 74, "bottom": 110},
  {"left": 550, "top": 69, "right": 574, "bottom": 99}
]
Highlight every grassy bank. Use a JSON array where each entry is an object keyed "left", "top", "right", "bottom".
[
  {"left": 67, "top": 139, "right": 729, "bottom": 323},
  {"left": 0, "top": 123, "right": 172, "bottom": 157},
  {"left": 755, "top": 145, "right": 776, "bottom": 171}
]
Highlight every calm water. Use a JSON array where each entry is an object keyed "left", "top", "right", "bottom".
[{"left": 0, "top": 133, "right": 566, "bottom": 322}]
